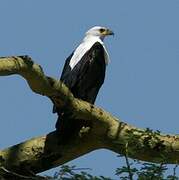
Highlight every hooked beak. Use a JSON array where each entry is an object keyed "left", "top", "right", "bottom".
[{"left": 105, "top": 29, "right": 114, "bottom": 36}]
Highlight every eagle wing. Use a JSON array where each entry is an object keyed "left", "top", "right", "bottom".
[
  {"left": 62, "top": 42, "right": 106, "bottom": 104},
  {"left": 54, "top": 42, "right": 106, "bottom": 114}
]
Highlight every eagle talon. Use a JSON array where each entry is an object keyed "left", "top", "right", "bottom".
[{"left": 79, "top": 126, "right": 91, "bottom": 137}]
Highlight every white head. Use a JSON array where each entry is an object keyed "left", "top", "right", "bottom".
[{"left": 85, "top": 26, "right": 114, "bottom": 41}]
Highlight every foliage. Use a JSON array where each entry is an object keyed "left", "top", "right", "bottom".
[
  {"left": 115, "top": 160, "right": 179, "bottom": 180},
  {"left": 50, "top": 165, "right": 112, "bottom": 180},
  {"left": 48, "top": 161, "right": 179, "bottom": 180}
]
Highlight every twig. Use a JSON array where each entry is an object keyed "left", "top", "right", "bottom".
[
  {"left": 0, "top": 167, "right": 47, "bottom": 180},
  {"left": 173, "top": 164, "right": 178, "bottom": 178},
  {"left": 124, "top": 143, "right": 133, "bottom": 180}
]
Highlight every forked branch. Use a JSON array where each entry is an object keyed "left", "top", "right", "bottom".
[{"left": 0, "top": 56, "right": 179, "bottom": 175}]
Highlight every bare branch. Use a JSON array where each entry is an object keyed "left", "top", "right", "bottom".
[{"left": 0, "top": 56, "right": 74, "bottom": 108}]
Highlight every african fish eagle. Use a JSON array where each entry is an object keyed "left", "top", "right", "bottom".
[{"left": 55, "top": 26, "right": 114, "bottom": 140}]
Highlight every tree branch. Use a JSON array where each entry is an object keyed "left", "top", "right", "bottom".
[
  {"left": 0, "top": 56, "right": 73, "bottom": 108},
  {"left": 0, "top": 56, "right": 179, "bottom": 175}
]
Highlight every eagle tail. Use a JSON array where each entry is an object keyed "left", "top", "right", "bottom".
[
  {"left": 55, "top": 113, "right": 80, "bottom": 144},
  {"left": 55, "top": 113, "right": 91, "bottom": 144}
]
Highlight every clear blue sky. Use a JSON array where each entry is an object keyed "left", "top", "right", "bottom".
[{"left": 0, "top": 0, "right": 179, "bottom": 178}]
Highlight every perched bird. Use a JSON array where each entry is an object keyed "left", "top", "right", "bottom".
[{"left": 54, "top": 26, "right": 114, "bottom": 141}]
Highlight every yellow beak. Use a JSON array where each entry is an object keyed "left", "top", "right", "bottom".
[{"left": 103, "top": 29, "right": 114, "bottom": 36}]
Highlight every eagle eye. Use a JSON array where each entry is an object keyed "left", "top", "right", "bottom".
[{"left": 99, "top": 28, "right": 105, "bottom": 33}]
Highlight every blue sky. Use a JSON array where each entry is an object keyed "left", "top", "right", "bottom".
[{"left": 0, "top": 0, "right": 179, "bottom": 178}]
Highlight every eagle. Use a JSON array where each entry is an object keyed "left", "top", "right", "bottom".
[{"left": 54, "top": 26, "right": 114, "bottom": 141}]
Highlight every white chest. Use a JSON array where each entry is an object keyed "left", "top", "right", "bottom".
[{"left": 69, "top": 37, "right": 109, "bottom": 69}]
